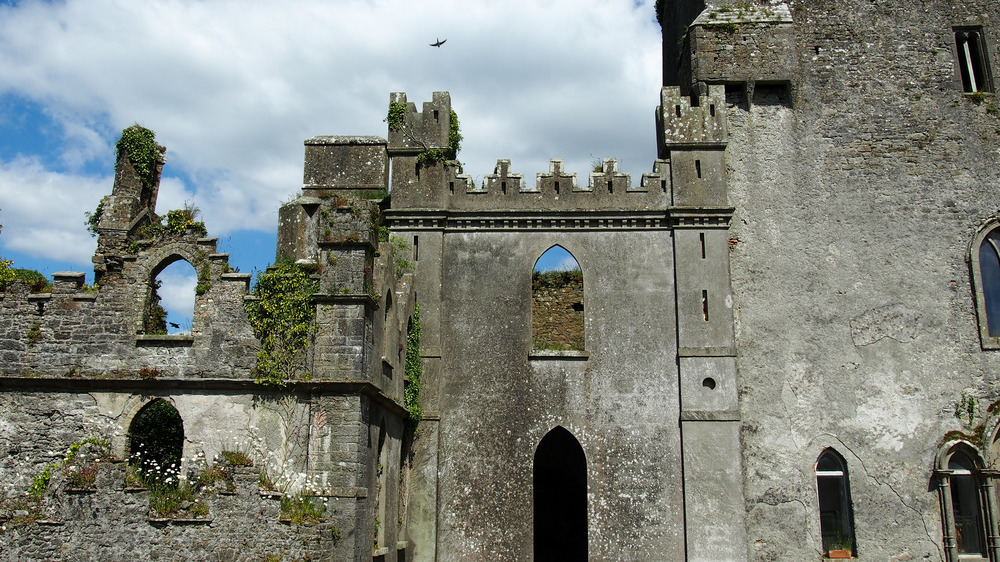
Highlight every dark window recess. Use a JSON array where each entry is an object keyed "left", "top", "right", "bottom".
[
  {"left": 816, "top": 449, "right": 857, "bottom": 557},
  {"left": 980, "top": 230, "right": 1000, "bottom": 336},
  {"left": 956, "top": 29, "right": 994, "bottom": 93},
  {"left": 949, "top": 451, "right": 987, "bottom": 556}
]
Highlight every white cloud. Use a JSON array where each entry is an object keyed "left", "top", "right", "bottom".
[
  {"left": 0, "top": 156, "right": 104, "bottom": 265},
  {"left": 0, "top": 0, "right": 663, "bottom": 266}
]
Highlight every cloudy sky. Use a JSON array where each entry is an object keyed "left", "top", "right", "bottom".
[{"left": 0, "top": 0, "right": 663, "bottom": 329}]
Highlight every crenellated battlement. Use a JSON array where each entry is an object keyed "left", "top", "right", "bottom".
[
  {"left": 413, "top": 157, "right": 672, "bottom": 212},
  {"left": 387, "top": 91, "right": 452, "bottom": 155},
  {"left": 657, "top": 85, "right": 728, "bottom": 153}
]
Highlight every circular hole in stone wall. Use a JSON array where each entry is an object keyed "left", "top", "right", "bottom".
[{"left": 702, "top": 377, "right": 717, "bottom": 390}]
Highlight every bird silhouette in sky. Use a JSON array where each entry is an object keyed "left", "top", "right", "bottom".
[{"left": 430, "top": 38, "right": 446, "bottom": 47}]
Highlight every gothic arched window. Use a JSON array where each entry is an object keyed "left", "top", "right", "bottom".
[
  {"left": 935, "top": 444, "right": 991, "bottom": 561},
  {"left": 532, "top": 246, "right": 584, "bottom": 351},
  {"left": 970, "top": 225, "right": 1000, "bottom": 348},
  {"left": 815, "top": 449, "right": 856, "bottom": 557}
]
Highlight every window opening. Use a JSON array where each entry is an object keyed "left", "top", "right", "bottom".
[
  {"left": 145, "top": 259, "right": 197, "bottom": 335},
  {"left": 532, "top": 246, "right": 584, "bottom": 351},
  {"left": 413, "top": 236, "right": 419, "bottom": 262},
  {"left": 383, "top": 291, "right": 394, "bottom": 378},
  {"left": 374, "top": 422, "right": 388, "bottom": 550},
  {"left": 700, "top": 233, "right": 707, "bottom": 259},
  {"left": 695, "top": 160, "right": 702, "bottom": 178},
  {"left": 675, "top": 105, "right": 682, "bottom": 117},
  {"left": 701, "top": 290, "right": 709, "bottom": 321},
  {"left": 501, "top": 180, "right": 507, "bottom": 194},
  {"left": 816, "top": 449, "right": 856, "bottom": 558},
  {"left": 129, "top": 399, "right": 184, "bottom": 486},
  {"left": 979, "top": 229, "right": 1000, "bottom": 337},
  {"left": 956, "top": 29, "right": 994, "bottom": 93},
  {"left": 949, "top": 451, "right": 986, "bottom": 556},
  {"left": 534, "top": 426, "right": 587, "bottom": 561}
]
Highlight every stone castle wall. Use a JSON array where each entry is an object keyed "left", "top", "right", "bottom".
[{"left": 679, "top": 1, "right": 1000, "bottom": 560}]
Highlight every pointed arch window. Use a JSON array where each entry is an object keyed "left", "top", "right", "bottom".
[
  {"left": 934, "top": 444, "right": 995, "bottom": 561},
  {"left": 143, "top": 257, "right": 197, "bottom": 335},
  {"left": 532, "top": 246, "right": 584, "bottom": 352},
  {"left": 970, "top": 225, "right": 1000, "bottom": 349},
  {"left": 534, "top": 426, "right": 587, "bottom": 560},
  {"left": 815, "top": 449, "right": 856, "bottom": 558}
]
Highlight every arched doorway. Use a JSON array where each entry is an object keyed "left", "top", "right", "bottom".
[
  {"left": 534, "top": 426, "right": 587, "bottom": 560},
  {"left": 128, "top": 398, "right": 184, "bottom": 484}
]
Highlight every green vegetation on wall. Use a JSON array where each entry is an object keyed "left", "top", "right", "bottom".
[
  {"left": 404, "top": 303, "right": 422, "bottom": 433},
  {"left": 0, "top": 268, "right": 51, "bottom": 293},
  {"left": 245, "top": 260, "right": 320, "bottom": 386},
  {"left": 129, "top": 399, "right": 184, "bottom": 485},
  {"left": 385, "top": 101, "right": 462, "bottom": 166},
  {"left": 115, "top": 125, "right": 160, "bottom": 191},
  {"left": 85, "top": 199, "right": 104, "bottom": 237}
]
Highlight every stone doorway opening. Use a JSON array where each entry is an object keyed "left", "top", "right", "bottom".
[{"left": 533, "top": 426, "right": 587, "bottom": 561}]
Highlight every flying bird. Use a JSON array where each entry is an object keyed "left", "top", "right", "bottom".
[{"left": 430, "top": 38, "right": 446, "bottom": 47}]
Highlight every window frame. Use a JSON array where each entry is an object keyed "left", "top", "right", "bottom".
[
  {"left": 970, "top": 221, "right": 1000, "bottom": 350},
  {"left": 955, "top": 27, "right": 995, "bottom": 94},
  {"left": 934, "top": 442, "right": 996, "bottom": 562},
  {"left": 815, "top": 448, "right": 857, "bottom": 558}
]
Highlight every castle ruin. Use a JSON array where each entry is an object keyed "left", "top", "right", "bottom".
[{"left": 3, "top": 1, "right": 1000, "bottom": 560}]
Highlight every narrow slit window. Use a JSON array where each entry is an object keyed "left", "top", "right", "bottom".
[
  {"left": 700, "top": 233, "right": 706, "bottom": 259},
  {"left": 695, "top": 160, "right": 702, "bottom": 178},
  {"left": 449, "top": 181, "right": 454, "bottom": 193},
  {"left": 501, "top": 181, "right": 507, "bottom": 194},
  {"left": 956, "top": 28, "right": 994, "bottom": 93},
  {"left": 675, "top": 105, "right": 681, "bottom": 117},
  {"left": 413, "top": 236, "right": 419, "bottom": 262},
  {"left": 710, "top": 104, "right": 716, "bottom": 117},
  {"left": 554, "top": 181, "right": 560, "bottom": 194},
  {"left": 533, "top": 246, "right": 584, "bottom": 351},
  {"left": 607, "top": 180, "right": 613, "bottom": 193},
  {"left": 701, "top": 290, "right": 709, "bottom": 321}
]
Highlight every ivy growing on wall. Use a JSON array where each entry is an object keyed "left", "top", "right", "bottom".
[
  {"left": 384, "top": 101, "right": 462, "bottom": 166},
  {"left": 386, "top": 101, "right": 406, "bottom": 132},
  {"left": 245, "top": 261, "right": 320, "bottom": 386},
  {"left": 115, "top": 125, "right": 160, "bottom": 191},
  {"left": 404, "top": 303, "right": 423, "bottom": 434},
  {"left": 84, "top": 199, "right": 104, "bottom": 237}
]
